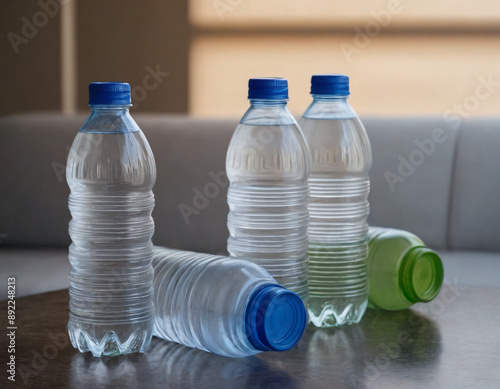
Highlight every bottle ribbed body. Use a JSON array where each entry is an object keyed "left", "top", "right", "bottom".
[
  {"left": 301, "top": 101, "right": 372, "bottom": 327},
  {"left": 226, "top": 104, "right": 311, "bottom": 302},
  {"left": 152, "top": 247, "right": 276, "bottom": 357},
  {"left": 67, "top": 108, "right": 156, "bottom": 357}
]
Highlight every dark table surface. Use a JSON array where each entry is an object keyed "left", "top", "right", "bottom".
[{"left": 2, "top": 284, "right": 500, "bottom": 389}]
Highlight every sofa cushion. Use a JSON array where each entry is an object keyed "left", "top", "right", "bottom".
[
  {"left": 0, "top": 113, "right": 83, "bottom": 247},
  {"left": 1, "top": 113, "right": 498, "bottom": 253},
  {"left": 0, "top": 112, "right": 237, "bottom": 253},
  {"left": 364, "top": 117, "right": 458, "bottom": 249},
  {"left": 140, "top": 114, "right": 236, "bottom": 253},
  {"left": 449, "top": 118, "right": 500, "bottom": 251}
]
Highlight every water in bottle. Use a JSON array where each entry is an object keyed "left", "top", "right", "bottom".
[
  {"left": 300, "top": 75, "right": 372, "bottom": 327},
  {"left": 152, "top": 247, "right": 307, "bottom": 357},
  {"left": 226, "top": 78, "right": 311, "bottom": 302},
  {"left": 67, "top": 82, "right": 156, "bottom": 356},
  {"left": 367, "top": 227, "right": 444, "bottom": 311}
]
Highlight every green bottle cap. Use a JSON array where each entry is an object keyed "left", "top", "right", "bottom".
[{"left": 400, "top": 247, "right": 444, "bottom": 303}]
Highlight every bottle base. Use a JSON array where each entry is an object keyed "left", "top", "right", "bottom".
[
  {"left": 68, "top": 320, "right": 153, "bottom": 357},
  {"left": 307, "top": 296, "right": 368, "bottom": 327}
]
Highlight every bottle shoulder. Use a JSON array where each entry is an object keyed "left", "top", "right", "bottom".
[
  {"left": 79, "top": 110, "right": 140, "bottom": 134},
  {"left": 368, "top": 228, "right": 425, "bottom": 248},
  {"left": 240, "top": 105, "right": 297, "bottom": 126},
  {"left": 301, "top": 99, "right": 358, "bottom": 120},
  {"left": 226, "top": 122, "right": 311, "bottom": 182},
  {"left": 367, "top": 228, "right": 427, "bottom": 274},
  {"left": 204, "top": 258, "right": 274, "bottom": 283},
  {"left": 66, "top": 131, "right": 156, "bottom": 189},
  {"left": 301, "top": 115, "right": 372, "bottom": 174}
]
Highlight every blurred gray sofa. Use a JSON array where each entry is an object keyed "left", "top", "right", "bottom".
[{"left": 1, "top": 112, "right": 499, "bottom": 298}]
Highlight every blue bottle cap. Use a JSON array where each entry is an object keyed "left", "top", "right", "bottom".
[
  {"left": 248, "top": 78, "right": 289, "bottom": 100},
  {"left": 245, "top": 284, "right": 306, "bottom": 352},
  {"left": 310, "top": 74, "right": 350, "bottom": 96},
  {"left": 89, "top": 82, "right": 131, "bottom": 105}
]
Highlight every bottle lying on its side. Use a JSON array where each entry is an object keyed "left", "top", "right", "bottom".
[
  {"left": 152, "top": 247, "right": 307, "bottom": 358},
  {"left": 367, "top": 227, "right": 444, "bottom": 311}
]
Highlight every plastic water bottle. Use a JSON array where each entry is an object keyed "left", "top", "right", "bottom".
[
  {"left": 226, "top": 78, "right": 311, "bottom": 302},
  {"left": 66, "top": 82, "right": 156, "bottom": 357},
  {"left": 300, "top": 75, "right": 372, "bottom": 327},
  {"left": 367, "top": 227, "right": 444, "bottom": 311},
  {"left": 152, "top": 247, "right": 307, "bottom": 357}
]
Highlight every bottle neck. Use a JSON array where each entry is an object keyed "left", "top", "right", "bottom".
[
  {"left": 249, "top": 99, "right": 288, "bottom": 107},
  {"left": 89, "top": 104, "right": 131, "bottom": 113},
  {"left": 399, "top": 247, "right": 444, "bottom": 303},
  {"left": 312, "top": 95, "right": 348, "bottom": 102}
]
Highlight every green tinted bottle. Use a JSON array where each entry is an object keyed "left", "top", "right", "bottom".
[{"left": 367, "top": 227, "right": 444, "bottom": 311}]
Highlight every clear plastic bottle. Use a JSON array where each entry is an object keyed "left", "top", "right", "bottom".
[
  {"left": 226, "top": 78, "right": 311, "bottom": 302},
  {"left": 152, "top": 247, "right": 307, "bottom": 357},
  {"left": 300, "top": 75, "right": 372, "bottom": 327},
  {"left": 367, "top": 227, "right": 444, "bottom": 311},
  {"left": 66, "top": 82, "right": 156, "bottom": 357}
]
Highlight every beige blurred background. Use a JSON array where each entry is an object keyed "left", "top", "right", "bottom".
[{"left": 2, "top": 0, "right": 500, "bottom": 118}]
